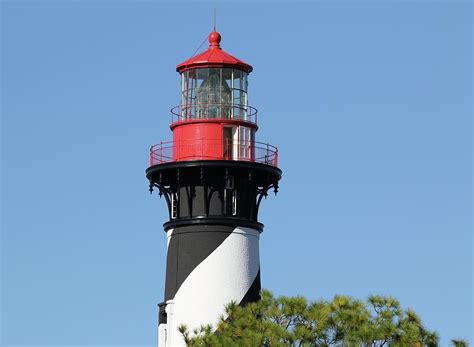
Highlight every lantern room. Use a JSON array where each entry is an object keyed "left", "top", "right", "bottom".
[
  {"left": 149, "top": 31, "right": 278, "bottom": 168},
  {"left": 178, "top": 68, "right": 248, "bottom": 121}
]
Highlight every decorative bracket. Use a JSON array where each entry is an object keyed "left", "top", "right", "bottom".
[
  {"left": 149, "top": 180, "right": 173, "bottom": 217},
  {"left": 255, "top": 183, "right": 277, "bottom": 218}
]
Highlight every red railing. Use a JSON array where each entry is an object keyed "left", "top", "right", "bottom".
[
  {"left": 170, "top": 103, "right": 258, "bottom": 126},
  {"left": 149, "top": 139, "right": 278, "bottom": 167}
]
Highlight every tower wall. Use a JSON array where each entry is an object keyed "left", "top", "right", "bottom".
[
  {"left": 147, "top": 161, "right": 280, "bottom": 347},
  {"left": 163, "top": 225, "right": 260, "bottom": 346}
]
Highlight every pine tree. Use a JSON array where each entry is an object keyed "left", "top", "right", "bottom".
[{"left": 178, "top": 290, "right": 457, "bottom": 347}]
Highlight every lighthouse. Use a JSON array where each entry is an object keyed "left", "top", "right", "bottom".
[{"left": 146, "top": 30, "right": 281, "bottom": 346}]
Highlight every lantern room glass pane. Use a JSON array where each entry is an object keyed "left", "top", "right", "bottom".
[
  {"left": 180, "top": 68, "right": 248, "bottom": 120},
  {"left": 197, "top": 68, "right": 231, "bottom": 118}
]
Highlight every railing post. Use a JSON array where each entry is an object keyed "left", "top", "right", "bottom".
[
  {"left": 159, "top": 141, "right": 163, "bottom": 164},
  {"left": 266, "top": 143, "right": 269, "bottom": 165},
  {"left": 150, "top": 145, "right": 153, "bottom": 166}
]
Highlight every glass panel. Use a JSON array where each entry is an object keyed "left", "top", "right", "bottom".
[
  {"left": 233, "top": 69, "right": 242, "bottom": 91},
  {"left": 232, "top": 190, "right": 237, "bottom": 216},
  {"left": 195, "top": 68, "right": 208, "bottom": 119},
  {"left": 233, "top": 70, "right": 249, "bottom": 120},
  {"left": 222, "top": 68, "right": 233, "bottom": 85},
  {"left": 181, "top": 70, "right": 198, "bottom": 119},
  {"left": 232, "top": 69, "right": 242, "bottom": 119},
  {"left": 196, "top": 68, "right": 231, "bottom": 119},
  {"left": 239, "top": 126, "right": 251, "bottom": 160}
]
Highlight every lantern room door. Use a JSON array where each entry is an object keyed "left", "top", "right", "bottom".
[{"left": 223, "top": 127, "right": 233, "bottom": 159}]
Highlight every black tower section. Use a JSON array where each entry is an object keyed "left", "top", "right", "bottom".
[{"left": 147, "top": 160, "right": 281, "bottom": 231}]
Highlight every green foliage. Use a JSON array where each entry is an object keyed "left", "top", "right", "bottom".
[
  {"left": 180, "top": 290, "right": 443, "bottom": 347},
  {"left": 451, "top": 339, "right": 469, "bottom": 347}
]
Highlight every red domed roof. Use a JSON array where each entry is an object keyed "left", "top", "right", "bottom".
[{"left": 176, "top": 31, "right": 253, "bottom": 74}]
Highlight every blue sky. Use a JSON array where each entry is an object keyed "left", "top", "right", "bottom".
[{"left": 1, "top": 1, "right": 472, "bottom": 346}]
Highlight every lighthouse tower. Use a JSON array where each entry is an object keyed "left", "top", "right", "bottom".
[{"left": 146, "top": 30, "right": 281, "bottom": 346}]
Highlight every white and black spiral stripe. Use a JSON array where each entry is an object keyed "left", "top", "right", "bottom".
[{"left": 162, "top": 224, "right": 261, "bottom": 346}]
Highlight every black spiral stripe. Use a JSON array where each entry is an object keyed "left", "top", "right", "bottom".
[
  {"left": 239, "top": 269, "right": 261, "bottom": 305},
  {"left": 164, "top": 224, "right": 235, "bottom": 301}
]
